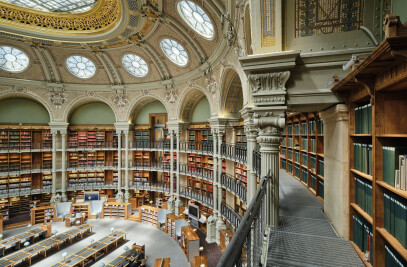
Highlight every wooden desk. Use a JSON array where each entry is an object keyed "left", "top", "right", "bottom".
[
  {"left": 65, "top": 215, "right": 85, "bottom": 227},
  {"left": 191, "top": 256, "right": 208, "bottom": 267},
  {"left": 181, "top": 225, "right": 200, "bottom": 263},
  {"left": 154, "top": 258, "right": 170, "bottom": 267}
]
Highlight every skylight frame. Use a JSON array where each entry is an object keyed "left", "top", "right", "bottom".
[
  {"left": 0, "top": 46, "right": 30, "bottom": 73},
  {"left": 66, "top": 55, "right": 96, "bottom": 79},
  {"left": 177, "top": 0, "right": 215, "bottom": 39},
  {"left": 122, "top": 54, "right": 149, "bottom": 78},
  {"left": 160, "top": 38, "right": 189, "bottom": 67}
]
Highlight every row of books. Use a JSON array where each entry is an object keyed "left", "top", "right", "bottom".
[
  {"left": 294, "top": 151, "right": 300, "bottom": 163},
  {"left": 354, "top": 176, "right": 372, "bottom": 217},
  {"left": 301, "top": 168, "right": 307, "bottom": 183},
  {"left": 302, "top": 138, "right": 307, "bottom": 150},
  {"left": 384, "top": 193, "right": 407, "bottom": 248},
  {"left": 317, "top": 119, "right": 324, "bottom": 134},
  {"left": 287, "top": 125, "right": 293, "bottom": 135},
  {"left": 354, "top": 104, "right": 372, "bottom": 134},
  {"left": 294, "top": 123, "right": 299, "bottom": 135},
  {"left": 310, "top": 155, "right": 316, "bottom": 172},
  {"left": 318, "top": 159, "right": 324, "bottom": 176},
  {"left": 310, "top": 138, "right": 316, "bottom": 153},
  {"left": 288, "top": 162, "right": 293, "bottom": 173},
  {"left": 319, "top": 180, "right": 324, "bottom": 199},
  {"left": 352, "top": 215, "right": 373, "bottom": 263},
  {"left": 301, "top": 122, "right": 307, "bottom": 135},
  {"left": 311, "top": 174, "right": 316, "bottom": 191},
  {"left": 353, "top": 143, "right": 372, "bottom": 175},
  {"left": 281, "top": 159, "right": 286, "bottom": 170},
  {"left": 385, "top": 244, "right": 406, "bottom": 267},
  {"left": 309, "top": 120, "right": 316, "bottom": 134},
  {"left": 294, "top": 165, "right": 300, "bottom": 178},
  {"left": 382, "top": 146, "right": 407, "bottom": 189},
  {"left": 302, "top": 153, "right": 308, "bottom": 166}
]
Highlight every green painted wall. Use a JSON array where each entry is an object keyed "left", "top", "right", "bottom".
[
  {"left": 134, "top": 101, "right": 167, "bottom": 124},
  {"left": 0, "top": 98, "right": 50, "bottom": 123},
  {"left": 191, "top": 97, "right": 210, "bottom": 122},
  {"left": 393, "top": 0, "right": 407, "bottom": 23},
  {"left": 70, "top": 102, "right": 115, "bottom": 124}
]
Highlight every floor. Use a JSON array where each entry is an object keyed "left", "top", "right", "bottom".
[
  {"left": 195, "top": 228, "right": 222, "bottom": 267},
  {"left": 3, "top": 218, "right": 189, "bottom": 267},
  {"left": 266, "top": 170, "right": 364, "bottom": 267}
]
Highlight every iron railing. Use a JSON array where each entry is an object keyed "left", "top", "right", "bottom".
[
  {"left": 220, "top": 143, "right": 247, "bottom": 163},
  {"left": 179, "top": 163, "right": 214, "bottom": 181},
  {"left": 220, "top": 173, "right": 247, "bottom": 204},
  {"left": 180, "top": 186, "right": 213, "bottom": 207},
  {"left": 179, "top": 141, "right": 214, "bottom": 154},
  {"left": 217, "top": 171, "right": 269, "bottom": 267},
  {"left": 253, "top": 150, "right": 261, "bottom": 177},
  {"left": 221, "top": 203, "right": 242, "bottom": 229}
]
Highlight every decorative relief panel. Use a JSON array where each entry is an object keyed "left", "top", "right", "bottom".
[
  {"left": 261, "top": 0, "right": 276, "bottom": 47},
  {"left": 295, "top": 0, "right": 364, "bottom": 37}
]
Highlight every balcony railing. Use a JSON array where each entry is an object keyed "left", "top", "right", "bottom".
[
  {"left": 221, "top": 204, "right": 242, "bottom": 229},
  {"left": 129, "top": 140, "right": 172, "bottom": 150},
  {"left": 129, "top": 161, "right": 172, "bottom": 171},
  {"left": 130, "top": 182, "right": 170, "bottom": 193},
  {"left": 217, "top": 171, "right": 269, "bottom": 267},
  {"left": 220, "top": 143, "right": 247, "bottom": 163},
  {"left": 180, "top": 186, "right": 213, "bottom": 207},
  {"left": 0, "top": 186, "right": 52, "bottom": 198},
  {"left": 253, "top": 150, "right": 261, "bottom": 177},
  {"left": 220, "top": 173, "right": 247, "bottom": 204},
  {"left": 179, "top": 163, "right": 213, "bottom": 181},
  {"left": 179, "top": 142, "right": 214, "bottom": 154},
  {"left": 67, "top": 141, "right": 118, "bottom": 150}
]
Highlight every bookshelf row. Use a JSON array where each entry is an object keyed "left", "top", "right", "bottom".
[
  {"left": 280, "top": 112, "right": 325, "bottom": 202},
  {"left": 68, "top": 129, "right": 118, "bottom": 149},
  {"left": 0, "top": 129, "right": 52, "bottom": 150},
  {"left": 331, "top": 21, "right": 407, "bottom": 266},
  {"left": 68, "top": 151, "right": 118, "bottom": 168},
  {"left": 0, "top": 152, "right": 52, "bottom": 172}
]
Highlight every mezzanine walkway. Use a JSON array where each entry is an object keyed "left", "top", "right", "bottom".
[{"left": 266, "top": 170, "right": 364, "bottom": 267}]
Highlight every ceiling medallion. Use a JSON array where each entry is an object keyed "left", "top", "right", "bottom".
[
  {"left": 205, "top": 75, "right": 217, "bottom": 94},
  {"left": 113, "top": 93, "right": 129, "bottom": 108},
  {"left": 165, "top": 87, "right": 178, "bottom": 104},
  {"left": 47, "top": 87, "right": 67, "bottom": 109}
]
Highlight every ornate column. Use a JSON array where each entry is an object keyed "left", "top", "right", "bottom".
[
  {"left": 175, "top": 131, "right": 182, "bottom": 216},
  {"left": 216, "top": 129, "right": 226, "bottom": 244},
  {"left": 124, "top": 130, "right": 130, "bottom": 202},
  {"left": 61, "top": 130, "right": 67, "bottom": 202},
  {"left": 167, "top": 130, "right": 175, "bottom": 212},
  {"left": 116, "top": 130, "right": 123, "bottom": 202},
  {"left": 249, "top": 72, "right": 290, "bottom": 227},
  {"left": 50, "top": 130, "right": 58, "bottom": 203},
  {"left": 242, "top": 107, "right": 258, "bottom": 203},
  {"left": 206, "top": 130, "right": 218, "bottom": 243}
]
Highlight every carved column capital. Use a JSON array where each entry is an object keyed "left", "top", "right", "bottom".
[{"left": 248, "top": 71, "right": 290, "bottom": 107}]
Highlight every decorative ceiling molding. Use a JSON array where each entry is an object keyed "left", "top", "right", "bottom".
[
  {"left": 94, "top": 51, "right": 116, "bottom": 84},
  {"left": 141, "top": 42, "right": 170, "bottom": 80},
  {"left": 30, "top": 45, "right": 52, "bottom": 82}
]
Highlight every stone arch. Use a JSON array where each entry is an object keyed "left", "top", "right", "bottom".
[
  {"left": 178, "top": 87, "right": 212, "bottom": 122},
  {"left": 0, "top": 90, "right": 54, "bottom": 122},
  {"left": 219, "top": 67, "right": 244, "bottom": 118},
  {"left": 126, "top": 94, "right": 170, "bottom": 124},
  {"left": 64, "top": 95, "right": 118, "bottom": 123}
]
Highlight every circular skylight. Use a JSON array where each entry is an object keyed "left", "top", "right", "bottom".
[
  {"left": 122, "top": 54, "right": 149, "bottom": 77},
  {"left": 3, "top": 0, "right": 97, "bottom": 13},
  {"left": 177, "top": 1, "right": 214, "bottom": 39},
  {"left": 66, "top": 56, "right": 96, "bottom": 79},
  {"left": 160, "top": 39, "right": 188, "bottom": 67},
  {"left": 0, "top": 46, "right": 29, "bottom": 72}
]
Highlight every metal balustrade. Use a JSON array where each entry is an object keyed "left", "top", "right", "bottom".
[
  {"left": 179, "top": 186, "right": 213, "bottom": 207},
  {"left": 129, "top": 140, "right": 172, "bottom": 150},
  {"left": 220, "top": 143, "right": 247, "bottom": 163},
  {"left": 221, "top": 204, "right": 242, "bottom": 228},
  {"left": 217, "top": 172, "right": 269, "bottom": 267},
  {"left": 253, "top": 150, "right": 261, "bottom": 177},
  {"left": 130, "top": 182, "right": 170, "bottom": 193},
  {"left": 179, "top": 141, "right": 214, "bottom": 154},
  {"left": 67, "top": 141, "right": 118, "bottom": 150},
  {"left": 129, "top": 161, "right": 172, "bottom": 171},
  {"left": 179, "top": 163, "right": 213, "bottom": 181},
  {"left": 220, "top": 173, "right": 247, "bottom": 204},
  {"left": 0, "top": 186, "right": 52, "bottom": 198}
]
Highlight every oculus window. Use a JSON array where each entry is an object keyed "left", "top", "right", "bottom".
[
  {"left": 160, "top": 39, "right": 188, "bottom": 67},
  {"left": 122, "top": 54, "right": 148, "bottom": 77},
  {"left": 66, "top": 55, "right": 96, "bottom": 79},
  {"left": 0, "top": 46, "right": 29, "bottom": 72},
  {"left": 2, "top": 0, "right": 97, "bottom": 13},
  {"left": 177, "top": 1, "right": 214, "bottom": 39}
]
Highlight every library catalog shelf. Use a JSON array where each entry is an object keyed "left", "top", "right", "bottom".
[
  {"left": 376, "top": 227, "right": 407, "bottom": 262},
  {"left": 376, "top": 180, "right": 407, "bottom": 199},
  {"left": 350, "top": 169, "right": 373, "bottom": 182},
  {"left": 350, "top": 203, "right": 373, "bottom": 225}
]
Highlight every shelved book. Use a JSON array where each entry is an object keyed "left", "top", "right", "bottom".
[
  {"left": 318, "top": 180, "right": 324, "bottom": 199},
  {"left": 301, "top": 169, "right": 307, "bottom": 183},
  {"left": 385, "top": 244, "right": 406, "bottom": 267},
  {"left": 354, "top": 177, "right": 372, "bottom": 217},
  {"left": 353, "top": 143, "right": 372, "bottom": 175},
  {"left": 301, "top": 122, "right": 307, "bottom": 135},
  {"left": 354, "top": 104, "right": 372, "bottom": 134},
  {"left": 311, "top": 174, "right": 316, "bottom": 191},
  {"left": 308, "top": 120, "right": 315, "bottom": 134},
  {"left": 352, "top": 215, "right": 373, "bottom": 263},
  {"left": 382, "top": 146, "right": 407, "bottom": 189},
  {"left": 384, "top": 192, "right": 407, "bottom": 248}
]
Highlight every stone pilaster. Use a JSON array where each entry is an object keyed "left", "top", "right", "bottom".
[
  {"left": 50, "top": 130, "right": 58, "bottom": 203},
  {"left": 167, "top": 130, "right": 175, "bottom": 212},
  {"left": 319, "top": 104, "right": 349, "bottom": 239},
  {"left": 124, "top": 130, "right": 130, "bottom": 202},
  {"left": 249, "top": 71, "right": 290, "bottom": 227},
  {"left": 174, "top": 130, "right": 182, "bottom": 216},
  {"left": 216, "top": 129, "right": 226, "bottom": 244},
  {"left": 212, "top": 131, "right": 218, "bottom": 218},
  {"left": 241, "top": 107, "right": 258, "bottom": 203},
  {"left": 61, "top": 130, "right": 67, "bottom": 202},
  {"left": 115, "top": 130, "right": 123, "bottom": 202}
]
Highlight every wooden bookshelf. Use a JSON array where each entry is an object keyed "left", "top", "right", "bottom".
[
  {"left": 166, "top": 213, "right": 180, "bottom": 240},
  {"left": 71, "top": 203, "right": 93, "bottom": 219},
  {"left": 330, "top": 15, "right": 407, "bottom": 266},
  {"left": 101, "top": 202, "right": 131, "bottom": 219},
  {"left": 280, "top": 113, "right": 324, "bottom": 202},
  {"left": 30, "top": 205, "right": 56, "bottom": 225},
  {"left": 220, "top": 229, "right": 234, "bottom": 253},
  {"left": 68, "top": 129, "right": 117, "bottom": 149},
  {"left": 181, "top": 225, "right": 200, "bottom": 263},
  {"left": 139, "top": 205, "right": 159, "bottom": 228}
]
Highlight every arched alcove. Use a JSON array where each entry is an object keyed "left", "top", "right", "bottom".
[
  {"left": 179, "top": 89, "right": 211, "bottom": 123},
  {"left": 69, "top": 102, "right": 116, "bottom": 124},
  {"left": 0, "top": 98, "right": 50, "bottom": 124},
  {"left": 132, "top": 100, "right": 167, "bottom": 125},
  {"left": 221, "top": 69, "right": 243, "bottom": 119}
]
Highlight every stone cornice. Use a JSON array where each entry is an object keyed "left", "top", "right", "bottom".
[{"left": 239, "top": 51, "right": 300, "bottom": 74}]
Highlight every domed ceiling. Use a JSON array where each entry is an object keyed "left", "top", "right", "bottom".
[{"left": 0, "top": 0, "right": 230, "bottom": 85}]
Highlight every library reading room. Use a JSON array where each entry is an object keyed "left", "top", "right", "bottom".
[{"left": 0, "top": 0, "right": 406, "bottom": 266}]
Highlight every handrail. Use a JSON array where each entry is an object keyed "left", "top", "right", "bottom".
[{"left": 217, "top": 171, "right": 269, "bottom": 267}]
